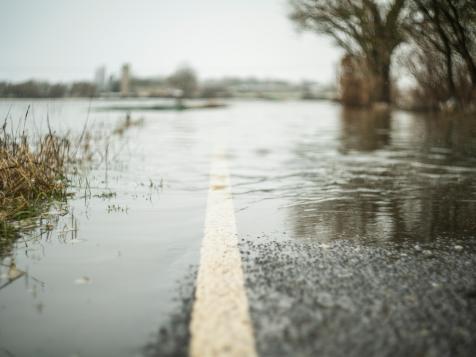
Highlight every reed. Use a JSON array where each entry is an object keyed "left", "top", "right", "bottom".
[{"left": 0, "top": 122, "right": 71, "bottom": 237}]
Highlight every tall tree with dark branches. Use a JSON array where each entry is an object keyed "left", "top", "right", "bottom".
[
  {"left": 440, "top": 0, "right": 476, "bottom": 90},
  {"left": 289, "top": 0, "right": 407, "bottom": 104},
  {"left": 410, "top": 0, "right": 476, "bottom": 94},
  {"left": 405, "top": 0, "right": 458, "bottom": 106},
  {"left": 403, "top": 0, "right": 476, "bottom": 108}
]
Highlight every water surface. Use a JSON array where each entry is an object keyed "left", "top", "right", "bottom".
[{"left": 0, "top": 99, "right": 475, "bottom": 356}]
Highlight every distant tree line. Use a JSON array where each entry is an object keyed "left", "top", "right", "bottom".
[
  {"left": 0, "top": 68, "right": 331, "bottom": 100},
  {"left": 0, "top": 80, "right": 98, "bottom": 98},
  {"left": 290, "top": 0, "right": 476, "bottom": 110}
]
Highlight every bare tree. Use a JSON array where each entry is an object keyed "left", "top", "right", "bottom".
[
  {"left": 408, "top": 0, "right": 456, "bottom": 96},
  {"left": 167, "top": 67, "right": 198, "bottom": 98},
  {"left": 289, "top": 0, "right": 407, "bottom": 104},
  {"left": 406, "top": 0, "right": 476, "bottom": 106},
  {"left": 438, "top": 0, "right": 476, "bottom": 89}
]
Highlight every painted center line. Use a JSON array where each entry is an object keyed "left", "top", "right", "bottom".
[{"left": 189, "top": 148, "right": 257, "bottom": 357}]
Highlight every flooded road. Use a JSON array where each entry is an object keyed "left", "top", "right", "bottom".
[
  {"left": 0, "top": 99, "right": 476, "bottom": 356},
  {"left": 228, "top": 103, "right": 476, "bottom": 243}
]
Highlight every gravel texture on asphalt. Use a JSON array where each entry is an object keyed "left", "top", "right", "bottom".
[
  {"left": 145, "top": 236, "right": 476, "bottom": 357},
  {"left": 238, "top": 235, "right": 476, "bottom": 357}
]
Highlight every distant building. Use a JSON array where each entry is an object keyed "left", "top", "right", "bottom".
[
  {"left": 94, "top": 66, "right": 106, "bottom": 93},
  {"left": 121, "top": 64, "right": 130, "bottom": 97}
]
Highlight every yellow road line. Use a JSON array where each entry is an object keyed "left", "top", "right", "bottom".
[{"left": 189, "top": 148, "right": 257, "bottom": 357}]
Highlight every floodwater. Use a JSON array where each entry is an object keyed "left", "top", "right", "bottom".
[{"left": 0, "top": 99, "right": 475, "bottom": 356}]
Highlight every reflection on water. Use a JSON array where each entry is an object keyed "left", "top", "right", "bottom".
[
  {"left": 339, "top": 107, "right": 391, "bottom": 152},
  {"left": 287, "top": 108, "right": 476, "bottom": 242}
]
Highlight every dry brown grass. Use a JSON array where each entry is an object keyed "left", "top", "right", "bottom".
[
  {"left": 0, "top": 112, "right": 137, "bottom": 247},
  {"left": 0, "top": 124, "right": 71, "bottom": 227}
]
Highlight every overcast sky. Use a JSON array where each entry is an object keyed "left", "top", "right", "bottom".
[{"left": 0, "top": 0, "right": 341, "bottom": 83}]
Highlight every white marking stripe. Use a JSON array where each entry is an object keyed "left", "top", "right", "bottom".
[{"left": 189, "top": 149, "right": 257, "bottom": 357}]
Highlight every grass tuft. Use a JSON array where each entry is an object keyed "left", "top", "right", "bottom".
[{"left": 0, "top": 122, "right": 71, "bottom": 240}]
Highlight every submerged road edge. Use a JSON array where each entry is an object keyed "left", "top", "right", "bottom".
[{"left": 189, "top": 148, "right": 258, "bottom": 357}]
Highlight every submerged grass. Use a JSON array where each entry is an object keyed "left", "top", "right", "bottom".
[
  {"left": 0, "top": 110, "right": 143, "bottom": 255},
  {"left": 0, "top": 119, "right": 72, "bottom": 243},
  {"left": 112, "top": 113, "right": 144, "bottom": 136}
]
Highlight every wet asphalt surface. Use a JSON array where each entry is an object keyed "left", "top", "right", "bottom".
[
  {"left": 150, "top": 236, "right": 476, "bottom": 357},
  {"left": 239, "top": 236, "right": 476, "bottom": 357}
]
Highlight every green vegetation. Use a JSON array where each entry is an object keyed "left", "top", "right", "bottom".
[
  {"left": 94, "top": 191, "right": 117, "bottom": 199},
  {"left": 106, "top": 204, "right": 129, "bottom": 213}
]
